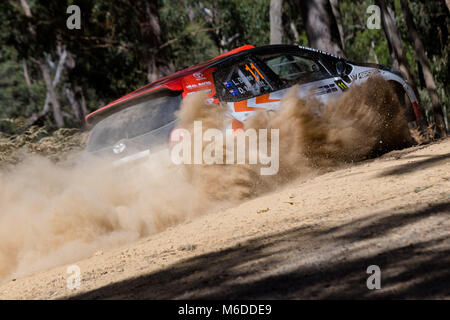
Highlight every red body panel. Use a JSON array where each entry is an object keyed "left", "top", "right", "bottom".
[{"left": 85, "top": 45, "right": 255, "bottom": 124}]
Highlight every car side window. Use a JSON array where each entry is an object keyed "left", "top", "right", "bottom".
[
  {"left": 213, "top": 59, "right": 275, "bottom": 102},
  {"left": 261, "top": 53, "right": 330, "bottom": 85}
]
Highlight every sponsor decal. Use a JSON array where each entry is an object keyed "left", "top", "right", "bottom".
[
  {"left": 224, "top": 81, "right": 233, "bottom": 88},
  {"left": 113, "top": 141, "right": 126, "bottom": 154},
  {"left": 314, "top": 83, "right": 338, "bottom": 96},
  {"left": 358, "top": 69, "right": 380, "bottom": 79},
  {"left": 334, "top": 79, "right": 348, "bottom": 91},
  {"left": 230, "top": 88, "right": 240, "bottom": 96},
  {"left": 182, "top": 68, "right": 218, "bottom": 103},
  {"left": 298, "top": 45, "right": 341, "bottom": 59},
  {"left": 192, "top": 72, "right": 206, "bottom": 81},
  {"left": 245, "top": 63, "right": 265, "bottom": 81}
]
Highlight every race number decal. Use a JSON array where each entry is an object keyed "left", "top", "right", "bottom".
[{"left": 245, "top": 63, "right": 265, "bottom": 81}]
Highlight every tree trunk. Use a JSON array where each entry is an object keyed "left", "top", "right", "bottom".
[
  {"left": 298, "top": 0, "right": 346, "bottom": 57},
  {"left": 22, "top": 60, "right": 31, "bottom": 86},
  {"left": 329, "top": 0, "right": 345, "bottom": 50},
  {"left": 74, "top": 83, "right": 88, "bottom": 118},
  {"left": 131, "top": 0, "right": 174, "bottom": 82},
  {"left": 289, "top": 21, "right": 300, "bottom": 43},
  {"left": 375, "top": 0, "right": 416, "bottom": 87},
  {"left": 400, "top": 0, "right": 447, "bottom": 136},
  {"left": 270, "top": 0, "right": 283, "bottom": 44},
  {"left": 37, "top": 58, "right": 64, "bottom": 127},
  {"left": 19, "top": 0, "right": 66, "bottom": 128},
  {"left": 375, "top": 0, "right": 428, "bottom": 131},
  {"left": 370, "top": 39, "right": 379, "bottom": 64},
  {"left": 30, "top": 48, "right": 68, "bottom": 127},
  {"left": 19, "top": 0, "right": 32, "bottom": 17},
  {"left": 65, "top": 87, "right": 81, "bottom": 121},
  {"left": 22, "top": 59, "right": 33, "bottom": 98},
  {"left": 141, "top": 0, "right": 161, "bottom": 82}
]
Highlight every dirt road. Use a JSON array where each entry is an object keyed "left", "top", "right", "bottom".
[{"left": 0, "top": 138, "right": 449, "bottom": 299}]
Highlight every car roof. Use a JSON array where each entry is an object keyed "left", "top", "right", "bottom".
[{"left": 85, "top": 44, "right": 334, "bottom": 125}]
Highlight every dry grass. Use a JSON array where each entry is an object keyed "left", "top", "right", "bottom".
[{"left": 0, "top": 119, "right": 88, "bottom": 165}]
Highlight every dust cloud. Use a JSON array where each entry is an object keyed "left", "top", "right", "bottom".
[
  {"left": 183, "top": 75, "right": 413, "bottom": 199},
  {"left": 0, "top": 76, "right": 412, "bottom": 283},
  {"left": 0, "top": 153, "right": 213, "bottom": 282}
]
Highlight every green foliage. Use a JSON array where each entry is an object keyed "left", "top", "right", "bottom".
[
  {"left": 0, "top": 0, "right": 448, "bottom": 131},
  {"left": 0, "top": 49, "right": 46, "bottom": 120},
  {"left": 160, "top": 1, "right": 219, "bottom": 69},
  {"left": 340, "top": 0, "right": 389, "bottom": 65},
  {"left": 346, "top": 29, "right": 391, "bottom": 65},
  {"left": 160, "top": 0, "right": 271, "bottom": 69},
  {"left": 340, "top": 0, "right": 448, "bottom": 125},
  {"left": 231, "top": 0, "right": 270, "bottom": 47}
]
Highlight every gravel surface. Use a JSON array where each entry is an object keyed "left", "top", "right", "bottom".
[{"left": 0, "top": 138, "right": 449, "bottom": 299}]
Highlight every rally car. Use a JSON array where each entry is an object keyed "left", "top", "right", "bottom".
[{"left": 85, "top": 44, "right": 422, "bottom": 163}]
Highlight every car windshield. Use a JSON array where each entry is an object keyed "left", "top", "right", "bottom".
[{"left": 86, "top": 93, "right": 182, "bottom": 152}]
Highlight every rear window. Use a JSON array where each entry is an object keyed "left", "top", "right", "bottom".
[{"left": 87, "top": 93, "right": 181, "bottom": 152}]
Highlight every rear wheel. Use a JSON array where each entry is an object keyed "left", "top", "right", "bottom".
[
  {"left": 389, "top": 81, "right": 415, "bottom": 123},
  {"left": 381, "top": 81, "right": 416, "bottom": 149}
]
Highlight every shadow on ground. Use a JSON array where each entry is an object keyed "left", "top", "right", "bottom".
[
  {"left": 378, "top": 153, "right": 450, "bottom": 177},
  {"left": 71, "top": 201, "right": 450, "bottom": 300}
]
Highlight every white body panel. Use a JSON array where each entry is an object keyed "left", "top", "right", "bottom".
[{"left": 226, "top": 64, "right": 419, "bottom": 127}]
